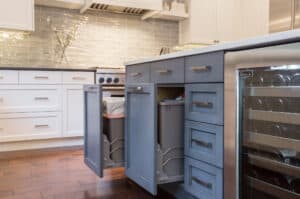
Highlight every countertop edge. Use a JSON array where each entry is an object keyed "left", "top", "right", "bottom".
[
  {"left": 0, "top": 67, "right": 97, "bottom": 72},
  {"left": 124, "top": 30, "right": 300, "bottom": 66}
]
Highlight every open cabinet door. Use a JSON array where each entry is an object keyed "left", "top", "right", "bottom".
[
  {"left": 125, "top": 83, "right": 157, "bottom": 195},
  {"left": 83, "top": 85, "right": 104, "bottom": 177}
]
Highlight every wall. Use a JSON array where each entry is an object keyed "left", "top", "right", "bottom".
[{"left": 0, "top": 6, "right": 179, "bottom": 68}]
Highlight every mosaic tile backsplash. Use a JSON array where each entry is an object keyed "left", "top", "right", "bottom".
[{"left": 0, "top": 6, "right": 179, "bottom": 68}]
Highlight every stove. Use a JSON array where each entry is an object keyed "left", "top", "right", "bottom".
[{"left": 96, "top": 67, "right": 125, "bottom": 85}]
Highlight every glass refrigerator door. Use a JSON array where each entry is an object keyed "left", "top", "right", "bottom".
[{"left": 239, "top": 66, "right": 300, "bottom": 199}]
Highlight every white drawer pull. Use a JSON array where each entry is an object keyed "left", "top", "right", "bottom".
[
  {"left": 34, "top": 124, "right": 49, "bottom": 128},
  {"left": 130, "top": 72, "right": 141, "bottom": 77},
  {"left": 72, "top": 77, "right": 86, "bottom": 80},
  {"left": 34, "top": 97, "right": 49, "bottom": 101},
  {"left": 34, "top": 76, "right": 49, "bottom": 80},
  {"left": 191, "top": 66, "right": 211, "bottom": 72}
]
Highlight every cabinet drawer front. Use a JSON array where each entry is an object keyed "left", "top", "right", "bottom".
[
  {"left": 0, "top": 112, "right": 62, "bottom": 142},
  {"left": 185, "top": 84, "right": 224, "bottom": 125},
  {"left": 150, "top": 58, "right": 184, "bottom": 83},
  {"left": 0, "top": 86, "right": 62, "bottom": 113},
  {"left": 185, "top": 121, "right": 223, "bottom": 168},
  {"left": 126, "top": 64, "right": 150, "bottom": 84},
  {"left": 185, "top": 52, "right": 224, "bottom": 83},
  {"left": 185, "top": 158, "right": 223, "bottom": 199},
  {"left": 0, "top": 70, "right": 18, "bottom": 84},
  {"left": 62, "top": 72, "right": 94, "bottom": 84},
  {"left": 19, "top": 71, "right": 62, "bottom": 84}
]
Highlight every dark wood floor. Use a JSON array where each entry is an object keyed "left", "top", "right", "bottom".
[{"left": 0, "top": 149, "right": 173, "bottom": 199}]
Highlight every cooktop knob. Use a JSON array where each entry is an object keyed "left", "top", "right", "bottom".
[
  {"left": 106, "top": 77, "right": 112, "bottom": 83},
  {"left": 113, "top": 78, "right": 119, "bottom": 83},
  {"left": 99, "top": 77, "right": 105, "bottom": 83}
]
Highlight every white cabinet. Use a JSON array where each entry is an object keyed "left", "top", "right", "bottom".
[
  {"left": 62, "top": 85, "right": 84, "bottom": 137},
  {"left": 35, "top": 0, "right": 84, "bottom": 10},
  {"left": 179, "top": 0, "right": 270, "bottom": 45},
  {"left": 0, "top": 70, "right": 95, "bottom": 143},
  {"left": 62, "top": 72, "right": 94, "bottom": 137},
  {"left": 0, "top": 0, "right": 34, "bottom": 31}
]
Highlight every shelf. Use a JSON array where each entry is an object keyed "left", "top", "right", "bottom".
[
  {"left": 245, "top": 86, "right": 300, "bottom": 97},
  {"left": 247, "top": 154, "right": 300, "bottom": 177},
  {"left": 142, "top": 10, "right": 189, "bottom": 21},
  {"left": 247, "top": 176, "right": 300, "bottom": 199},
  {"left": 248, "top": 109, "right": 300, "bottom": 125},
  {"left": 244, "top": 132, "right": 300, "bottom": 153}
]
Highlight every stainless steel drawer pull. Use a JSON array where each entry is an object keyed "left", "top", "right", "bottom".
[
  {"left": 127, "top": 86, "right": 144, "bottom": 93},
  {"left": 72, "top": 77, "right": 86, "bottom": 80},
  {"left": 34, "top": 124, "right": 49, "bottom": 128},
  {"left": 157, "top": 69, "right": 171, "bottom": 74},
  {"left": 34, "top": 76, "right": 49, "bottom": 80},
  {"left": 191, "top": 66, "right": 211, "bottom": 72},
  {"left": 130, "top": 72, "right": 141, "bottom": 77},
  {"left": 192, "top": 101, "right": 213, "bottom": 108},
  {"left": 192, "top": 177, "right": 212, "bottom": 189},
  {"left": 34, "top": 97, "right": 49, "bottom": 101},
  {"left": 192, "top": 139, "right": 213, "bottom": 149}
]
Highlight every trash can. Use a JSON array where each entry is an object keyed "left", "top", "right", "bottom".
[
  {"left": 159, "top": 100, "right": 184, "bottom": 177},
  {"left": 103, "top": 97, "right": 125, "bottom": 163}
]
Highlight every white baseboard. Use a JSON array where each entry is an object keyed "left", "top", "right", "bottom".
[{"left": 0, "top": 137, "right": 84, "bottom": 152}]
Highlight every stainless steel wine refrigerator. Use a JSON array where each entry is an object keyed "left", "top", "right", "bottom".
[{"left": 224, "top": 42, "right": 300, "bottom": 199}]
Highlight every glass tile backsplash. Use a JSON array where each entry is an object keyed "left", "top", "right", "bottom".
[{"left": 0, "top": 6, "right": 179, "bottom": 68}]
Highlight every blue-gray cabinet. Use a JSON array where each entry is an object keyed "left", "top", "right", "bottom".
[
  {"left": 125, "top": 83, "right": 157, "bottom": 195},
  {"left": 83, "top": 85, "right": 104, "bottom": 177},
  {"left": 83, "top": 52, "right": 225, "bottom": 199}
]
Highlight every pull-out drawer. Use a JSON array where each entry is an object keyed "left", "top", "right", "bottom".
[
  {"left": 185, "top": 52, "right": 224, "bottom": 83},
  {"left": 19, "top": 70, "right": 62, "bottom": 84},
  {"left": 126, "top": 64, "right": 150, "bottom": 84},
  {"left": 0, "top": 85, "right": 62, "bottom": 113},
  {"left": 185, "top": 84, "right": 224, "bottom": 125},
  {"left": 62, "top": 72, "right": 94, "bottom": 84},
  {"left": 0, "top": 112, "right": 62, "bottom": 142},
  {"left": 185, "top": 121, "right": 223, "bottom": 168},
  {"left": 184, "top": 158, "right": 223, "bottom": 199},
  {"left": 150, "top": 58, "right": 184, "bottom": 83},
  {"left": 0, "top": 70, "right": 19, "bottom": 84}
]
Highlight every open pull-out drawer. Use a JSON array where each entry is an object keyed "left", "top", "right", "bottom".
[{"left": 83, "top": 85, "right": 125, "bottom": 178}]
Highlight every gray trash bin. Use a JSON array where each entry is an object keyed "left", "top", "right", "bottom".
[
  {"left": 159, "top": 100, "right": 184, "bottom": 177},
  {"left": 103, "top": 116, "right": 124, "bottom": 163}
]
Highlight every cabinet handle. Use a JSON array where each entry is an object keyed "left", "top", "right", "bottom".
[
  {"left": 34, "top": 76, "right": 49, "bottom": 80},
  {"left": 192, "top": 101, "right": 213, "bottom": 108},
  {"left": 190, "top": 66, "right": 211, "bottom": 72},
  {"left": 0, "top": 76, "right": 4, "bottom": 79},
  {"left": 72, "top": 77, "right": 86, "bottom": 80},
  {"left": 34, "top": 97, "right": 49, "bottom": 101},
  {"left": 0, "top": 98, "right": 3, "bottom": 102},
  {"left": 34, "top": 124, "right": 49, "bottom": 128},
  {"left": 127, "top": 86, "right": 143, "bottom": 93},
  {"left": 157, "top": 69, "right": 171, "bottom": 74},
  {"left": 130, "top": 72, "right": 141, "bottom": 77},
  {"left": 192, "top": 177, "right": 213, "bottom": 189},
  {"left": 192, "top": 139, "right": 213, "bottom": 149}
]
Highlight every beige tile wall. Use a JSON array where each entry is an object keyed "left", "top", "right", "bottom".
[{"left": 0, "top": 6, "right": 179, "bottom": 68}]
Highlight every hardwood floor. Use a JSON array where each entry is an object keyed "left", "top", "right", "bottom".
[{"left": 0, "top": 150, "right": 173, "bottom": 199}]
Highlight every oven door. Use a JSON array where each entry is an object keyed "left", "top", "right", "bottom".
[
  {"left": 83, "top": 85, "right": 104, "bottom": 177},
  {"left": 225, "top": 42, "right": 300, "bottom": 199}
]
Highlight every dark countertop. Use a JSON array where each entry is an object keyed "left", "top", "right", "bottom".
[{"left": 0, "top": 66, "right": 97, "bottom": 72}]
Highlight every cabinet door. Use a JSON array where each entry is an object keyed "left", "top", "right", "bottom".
[
  {"left": 83, "top": 85, "right": 104, "bottom": 177},
  {"left": 63, "top": 85, "right": 84, "bottom": 137},
  {"left": 0, "top": 0, "right": 34, "bottom": 31},
  {"left": 125, "top": 83, "right": 157, "bottom": 195}
]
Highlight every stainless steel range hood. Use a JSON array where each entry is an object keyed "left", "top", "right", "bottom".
[{"left": 80, "top": 0, "right": 162, "bottom": 15}]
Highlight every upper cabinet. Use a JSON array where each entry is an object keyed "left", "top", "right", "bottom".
[
  {"left": 0, "top": 0, "right": 34, "bottom": 31},
  {"left": 179, "top": 0, "right": 270, "bottom": 45}
]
